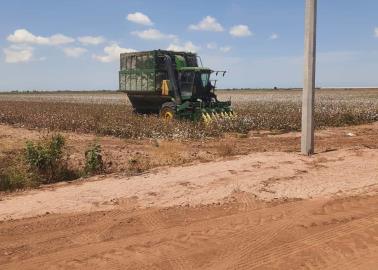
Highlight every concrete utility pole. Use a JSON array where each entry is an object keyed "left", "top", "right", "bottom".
[{"left": 301, "top": 0, "right": 317, "bottom": 155}]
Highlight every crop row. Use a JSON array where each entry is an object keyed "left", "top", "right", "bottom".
[{"left": 0, "top": 95, "right": 377, "bottom": 139}]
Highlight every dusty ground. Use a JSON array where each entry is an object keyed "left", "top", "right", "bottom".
[
  {"left": 0, "top": 147, "right": 378, "bottom": 220},
  {"left": 0, "top": 123, "right": 377, "bottom": 269},
  {"left": 1, "top": 121, "right": 377, "bottom": 174},
  {"left": 2, "top": 194, "right": 378, "bottom": 269}
]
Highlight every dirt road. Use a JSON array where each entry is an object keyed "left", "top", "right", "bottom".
[
  {"left": 0, "top": 144, "right": 378, "bottom": 269},
  {"left": 1, "top": 192, "right": 378, "bottom": 269}
]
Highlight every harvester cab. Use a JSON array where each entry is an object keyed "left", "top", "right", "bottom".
[
  {"left": 119, "top": 50, "right": 234, "bottom": 122},
  {"left": 178, "top": 67, "right": 214, "bottom": 102}
]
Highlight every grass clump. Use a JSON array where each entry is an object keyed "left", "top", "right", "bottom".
[
  {"left": 25, "top": 134, "right": 77, "bottom": 184},
  {"left": 1, "top": 135, "right": 110, "bottom": 192},
  {"left": 0, "top": 164, "right": 34, "bottom": 192},
  {"left": 84, "top": 142, "right": 104, "bottom": 175},
  {"left": 0, "top": 134, "right": 81, "bottom": 192},
  {"left": 0, "top": 151, "right": 37, "bottom": 192}
]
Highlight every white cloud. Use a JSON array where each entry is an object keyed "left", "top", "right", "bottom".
[
  {"left": 229, "top": 25, "right": 252, "bottom": 37},
  {"left": 127, "top": 12, "right": 153, "bottom": 26},
  {"left": 48, "top": 34, "right": 75, "bottom": 45},
  {"left": 270, "top": 33, "right": 279, "bottom": 40},
  {"left": 189, "top": 16, "right": 224, "bottom": 32},
  {"left": 131, "top": 29, "right": 177, "bottom": 41},
  {"left": 93, "top": 44, "right": 136, "bottom": 63},
  {"left": 3, "top": 45, "right": 34, "bottom": 63},
  {"left": 63, "top": 47, "right": 87, "bottom": 58},
  {"left": 375, "top": 27, "right": 378, "bottom": 37},
  {"left": 7, "top": 29, "right": 48, "bottom": 44},
  {"left": 167, "top": 41, "right": 199, "bottom": 52},
  {"left": 78, "top": 36, "right": 105, "bottom": 45},
  {"left": 7, "top": 29, "right": 74, "bottom": 45},
  {"left": 220, "top": 46, "right": 231, "bottom": 53}
]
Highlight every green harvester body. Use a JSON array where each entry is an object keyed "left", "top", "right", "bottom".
[{"left": 119, "top": 50, "right": 233, "bottom": 121}]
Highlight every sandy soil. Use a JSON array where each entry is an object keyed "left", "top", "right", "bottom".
[
  {"left": 0, "top": 123, "right": 377, "bottom": 269},
  {"left": 0, "top": 148, "right": 377, "bottom": 221},
  {"left": 1, "top": 191, "right": 378, "bottom": 269}
]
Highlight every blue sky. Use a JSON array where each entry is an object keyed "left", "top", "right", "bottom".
[{"left": 1, "top": 0, "right": 378, "bottom": 90}]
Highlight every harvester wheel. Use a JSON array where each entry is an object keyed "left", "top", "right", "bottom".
[{"left": 160, "top": 102, "right": 176, "bottom": 121}]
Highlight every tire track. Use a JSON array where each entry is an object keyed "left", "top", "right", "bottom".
[
  {"left": 2, "top": 196, "right": 378, "bottom": 269},
  {"left": 0, "top": 200, "right": 307, "bottom": 269},
  {"left": 234, "top": 213, "right": 378, "bottom": 269}
]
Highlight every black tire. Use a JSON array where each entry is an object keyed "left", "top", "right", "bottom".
[{"left": 160, "top": 102, "right": 176, "bottom": 121}]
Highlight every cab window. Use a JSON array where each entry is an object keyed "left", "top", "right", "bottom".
[
  {"left": 179, "top": 72, "right": 195, "bottom": 97},
  {"left": 201, "top": 73, "right": 210, "bottom": 87}
]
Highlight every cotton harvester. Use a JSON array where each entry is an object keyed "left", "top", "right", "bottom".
[{"left": 119, "top": 50, "right": 234, "bottom": 122}]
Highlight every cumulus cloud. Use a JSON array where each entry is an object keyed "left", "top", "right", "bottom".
[
  {"left": 3, "top": 45, "right": 34, "bottom": 63},
  {"left": 93, "top": 44, "right": 136, "bottom": 63},
  {"left": 7, "top": 29, "right": 74, "bottom": 45},
  {"left": 7, "top": 29, "right": 48, "bottom": 44},
  {"left": 127, "top": 12, "right": 153, "bottom": 26},
  {"left": 131, "top": 29, "right": 177, "bottom": 41},
  {"left": 189, "top": 16, "right": 224, "bottom": 32},
  {"left": 167, "top": 41, "right": 199, "bottom": 52},
  {"left": 229, "top": 25, "right": 252, "bottom": 37},
  {"left": 63, "top": 47, "right": 87, "bottom": 58},
  {"left": 270, "top": 33, "right": 279, "bottom": 40},
  {"left": 48, "top": 34, "right": 75, "bottom": 45},
  {"left": 78, "top": 36, "right": 105, "bottom": 45},
  {"left": 375, "top": 27, "right": 378, "bottom": 37}
]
